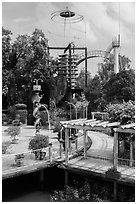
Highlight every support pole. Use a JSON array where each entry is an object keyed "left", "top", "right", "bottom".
[
  {"left": 65, "top": 170, "right": 68, "bottom": 192},
  {"left": 114, "top": 46, "right": 119, "bottom": 74},
  {"left": 113, "top": 181, "right": 117, "bottom": 201},
  {"left": 113, "top": 131, "right": 118, "bottom": 170},
  {"left": 40, "top": 169, "right": 44, "bottom": 190},
  {"left": 75, "top": 136, "right": 78, "bottom": 152},
  {"left": 83, "top": 130, "right": 87, "bottom": 159},
  {"left": 130, "top": 137, "right": 133, "bottom": 167},
  {"left": 48, "top": 143, "right": 52, "bottom": 163},
  {"left": 85, "top": 47, "right": 88, "bottom": 88},
  {"left": 65, "top": 128, "right": 69, "bottom": 165}
]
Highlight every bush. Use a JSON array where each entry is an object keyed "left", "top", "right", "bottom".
[
  {"left": 16, "top": 110, "right": 27, "bottom": 124},
  {"left": 12, "top": 119, "right": 21, "bottom": 126},
  {"left": 2, "top": 114, "right": 8, "bottom": 125},
  {"left": 39, "top": 110, "right": 48, "bottom": 126},
  {"left": 28, "top": 134, "right": 49, "bottom": 150},
  {"left": 105, "top": 100, "right": 135, "bottom": 125},
  {"left": 105, "top": 167, "right": 121, "bottom": 179},
  {"left": 15, "top": 103, "right": 27, "bottom": 110},
  {"left": 50, "top": 181, "right": 91, "bottom": 202},
  {"left": 6, "top": 126, "right": 21, "bottom": 139},
  {"left": 2, "top": 141, "right": 11, "bottom": 154},
  {"left": 28, "top": 134, "right": 49, "bottom": 160}
]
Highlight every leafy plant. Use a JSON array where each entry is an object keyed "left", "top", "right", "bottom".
[
  {"left": 105, "top": 100, "right": 135, "bottom": 125},
  {"left": 105, "top": 167, "right": 121, "bottom": 179},
  {"left": 6, "top": 125, "right": 21, "bottom": 143},
  {"left": 2, "top": 141, "right": 11, "bottom": 154},
  {"left": 50, "top": 181, "right": 91, "bottom": 202},
  {"left": 15, "top": 153, "right": 24, "bottom": 167},
  {"left": 28, "top": 134, "right": 49, "bottom": 160}
]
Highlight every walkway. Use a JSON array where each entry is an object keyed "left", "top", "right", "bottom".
[{"left": 62, "top": 131, "right": 135, "bottom": 184}]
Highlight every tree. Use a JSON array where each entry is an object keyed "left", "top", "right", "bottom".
[
  {"left": 103, "top": 70, "right": 135, "bottom": 103},
  {"left": 2, "top": 28, "right": 50, "bottom": 108}
]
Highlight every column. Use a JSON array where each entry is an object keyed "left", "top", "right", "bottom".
[
  {"left": 48, "top": 143, "right": 52, "bottom": 163},
  {"left": 113, "top": 131, "right": 118, "bottom": 170},
  {"left": 113, "top": 181, "right": 117, "bottom": 201},
  {"left": 65, "top": 128, "right": 69, "bottom": 165},
  {"left": 130, "top": 137, "right": 133, "bottom": 167},
  {"left": 40, "top": 169, "right": 44, "bottom": 190},
  {"left": 83, "top": 130, "right": 87, "bottom": 159}
]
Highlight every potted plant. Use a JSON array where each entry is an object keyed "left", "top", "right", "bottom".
[
  {"left": 6, "top": 125, "right": 21, "bottom": 144},
  {"left": 15, "top": 153, "right": 24, "bottom": 167},
  {"left": 105, "top": 167, "right": 121, "bottom": 179},
  {"left": 28, "top": 134, "right": 49, "bottom": 160}
]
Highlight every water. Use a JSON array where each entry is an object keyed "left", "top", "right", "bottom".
[
  {"left": 2, "top": 167, "right": 65, "bottom": 202},
  {"left": 2, "top": 167, "right": 135, "bottom": 202}
]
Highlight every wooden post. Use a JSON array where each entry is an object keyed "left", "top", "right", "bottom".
[
  {"left": 65, "top": 170, "right": 68, "bottom": 192},
  {"left": 65, "top": 128, "right": 69, "bottom": 165},
  {"left": 130, "top": 137, "right": 133, "bottom": 167},
  {"left": 75, "top": 137, "right": 78, "bottom": 152},
  {"left": 49, "top": 143, "right": 52, "bottom": 163},
  {"left": 40, "top": 169, "right": 44, "bottom": 190},
  {"left": 113, "top": 131, "right": 118, "bottom": 170},
  {"left": 83, "top": 130, "right": 87, "bottom": 159},
  {"left": 113, "top": 181, "right": 117, "bottom": 201},
  {"left": 59, "top": 142, "right": 63, "bottom": 159}
]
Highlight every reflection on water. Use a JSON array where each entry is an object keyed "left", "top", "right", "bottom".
[{"left": 9, "top": 190, "right": 50, "bottom": 202}]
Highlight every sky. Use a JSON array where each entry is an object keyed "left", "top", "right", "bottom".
[{"left": 2, "top": 1, "right": 135, "bottom": 76}]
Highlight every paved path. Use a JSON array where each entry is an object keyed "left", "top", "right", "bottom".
[{"left": 87, "top": 131, "right": 113, "bottom": 159}]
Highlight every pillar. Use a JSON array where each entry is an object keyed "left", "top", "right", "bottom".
[
  {"left": 65, "top": 170, "right": 68, "bottom": 192},
  {"left": 83, "top": 130, "right": 87, "bottom": 159},
  {"left": 113, "top": 181, "right": 117, "bottom": 201},
  {"left": 48, "top": 143, "right": 52, "bottom": 163},
  {"left": 114, "top": 46, "right": 119, "bottom": 74},
  {"left": 59, "top": 142, "right": 63, "bottom": 159},
  {"left": 40, "top": 169, "right": 44, "bottom": 190},
  {"left": 65, "top": 128, "right": 69, "bottom": 165},
  {"left": 113, "top": 131, "right": 118, "bottom": 170},
  {"left": 75, "top": 136, "right": 78, "bottom": 152},
  {"left": 130, "top": 138, "right": 133, "bottom": 167}
]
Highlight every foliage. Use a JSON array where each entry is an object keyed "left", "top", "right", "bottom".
[
  {"left": 2, "top": 28, "right": 50, "bottom": 107},
  {"left": 16, "top": 110, "right": 27, "bottom": 124},
  {"left": 105, "top": 167, "right": 121, "bottom": 179},
  {"left": 105, "top": 100, "right": 135, "bottom": 125},
  {"left": 103, "top": 70, "right": 135, "bottom": 103},
  {"left": 50, "top": 181, "right": 91, "bottom": 202},
  {"left": 6, "top": 125, "right": 21, "bottom": 141},
  {"left": 12, "top": 119, "right": 21, "bottom": 126},
  {"left": 15, "top": 103, "right": 27, "bottom": 110},
  {"left": 2, "top": 114, "right": 8, "bottom": 124},
  {"left": 2, "top": 141, "right": 11, "bottom": 154},
  {"left": 39, "top": 110, "right": 48, "bottom": 126},
  {"left": 28, "top": 134, "right": 49, "bottom": 150}
]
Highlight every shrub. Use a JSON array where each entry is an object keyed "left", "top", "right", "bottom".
[
  {"left": 50, "top": 181, "right": 91, "bottom": 202},
  {"left": 2, "top": 114, "right": 8, "bottom": 125},
  {"left": 105, "top": 100, "right": 135, "bottom": 125},
  {"left": 39, "top": 110, "right": 48, "bottom": 126},
  {"left": 15, "top": 103, "right": 27, "bottom": 110},
  {"left": 16, "top": 110, "right": 27, "bottom": 124},
  {"left": 28, "top": 134, "right": 49, "bottom": 150},
  {"left": 105, "top": 167, "right": 121, "bottom": 179},
  {"left": 2, "top": 141, "right": 11, "bottom": 154},
  {"left": 6, "top": 126, "right": 21, "bottom": 139},
  {"left": 28, "top": 134, "right": 49, "bottom": 160},
  {"left": 12, "top": 119, "right": 21, "bottom": 126}
]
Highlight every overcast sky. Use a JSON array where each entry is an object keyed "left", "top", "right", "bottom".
[{"left": 2, "top": 1, "right": 135, "bottom": 76}]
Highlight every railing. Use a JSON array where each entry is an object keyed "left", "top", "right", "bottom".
[
  {"left": 2, "top": 136, "right": 82, "bottom": 175},
  {"left": 118, "top": 158, "right": 135, "bottom": 168}
]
